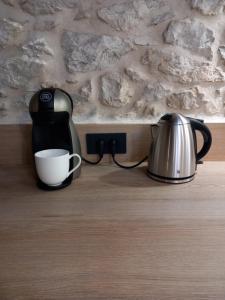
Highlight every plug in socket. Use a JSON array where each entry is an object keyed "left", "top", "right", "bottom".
[{"left": 86, "top": 133, "right": 126, "bottom": 154}]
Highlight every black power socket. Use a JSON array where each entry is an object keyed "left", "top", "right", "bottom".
[{"left": 86, "top": 133, "right": 126, "bottom": 154}]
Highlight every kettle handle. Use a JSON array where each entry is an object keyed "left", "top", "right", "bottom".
[{"left": 190, "top": 119, "right": 212, "bottom": 162}]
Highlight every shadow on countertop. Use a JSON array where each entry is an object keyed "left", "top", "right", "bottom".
[{"left": 99, "top": 166, "right": 168, "bottom": 188}]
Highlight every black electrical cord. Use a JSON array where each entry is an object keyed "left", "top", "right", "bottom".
[
  {"left": 112, "top": 154, "right": 148, "bottom": 169},
  {"left": 82, "top": 140, "right": 104, "bottom": 165},
  {"left": 110, "top": 140, "right": 148, "bottom": 169},
  {"left": 82, "top": 155, "right": 103, "bottom": 165}
]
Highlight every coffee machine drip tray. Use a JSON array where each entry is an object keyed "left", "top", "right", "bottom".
[{"left": 37, "top": 177, "right": 72, "bottom": 191}]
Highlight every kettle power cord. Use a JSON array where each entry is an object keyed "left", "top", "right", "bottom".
[
  {"left": 110, "top": 140, "right": 148, "bottom": 169},
  {"left": 82, "top": 140, "right": 104, "bottom": 165},
  {"left": 82, "top": 139, "right": 148, "bottom": 168}
]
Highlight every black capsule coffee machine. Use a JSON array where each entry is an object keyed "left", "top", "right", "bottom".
[{"left": 29, "top": 88, "right": 81, "bottom": 190}]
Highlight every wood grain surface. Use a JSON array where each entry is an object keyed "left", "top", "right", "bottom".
[
  {"left": 1, "top": 162, "right": 225, "bottom": 299},
  {"left": 0, "top": 123, "right": 224, "bottom": 165}
]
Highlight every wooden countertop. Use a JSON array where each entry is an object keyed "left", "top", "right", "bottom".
[{"left": 1, "top": 162, "right": 225, "bottom": 299}]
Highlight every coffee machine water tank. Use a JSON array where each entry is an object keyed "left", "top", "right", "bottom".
[{"left": 29, "top": 88, "right": 81, "bottom": 190}]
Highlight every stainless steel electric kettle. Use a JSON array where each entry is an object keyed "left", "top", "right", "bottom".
[{"left": 147, "top": 113, "right": 212, "bottom": 183}]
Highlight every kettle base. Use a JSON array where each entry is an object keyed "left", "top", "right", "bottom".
[{"left": 147, "top": 170, "right": 195, "bottom": 184}]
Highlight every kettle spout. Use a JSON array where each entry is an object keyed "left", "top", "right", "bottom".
[{"left": 151, "top": 124, "right": 159, "bottom": 141}]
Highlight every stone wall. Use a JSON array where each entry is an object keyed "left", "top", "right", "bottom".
[{"left": 1, "top": 0, "right": 225, "bottom": 124}]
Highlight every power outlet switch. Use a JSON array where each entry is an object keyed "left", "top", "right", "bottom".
[{"left": 86, "top": 133, "right": 126, "bottom": 154}]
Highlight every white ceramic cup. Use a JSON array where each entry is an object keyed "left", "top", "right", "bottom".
[{"left": 34, "top": 149, "right": 81, "bottom": 186}]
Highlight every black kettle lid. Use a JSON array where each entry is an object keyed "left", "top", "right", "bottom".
[{"left": 159, "top": 113, "right": 190, "bottom": 125}]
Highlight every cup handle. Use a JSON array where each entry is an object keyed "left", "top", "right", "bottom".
[{"left": 68, "top": 154, "right": 81, "bottom": 177}]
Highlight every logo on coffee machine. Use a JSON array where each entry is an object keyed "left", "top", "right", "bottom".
[{"left": 40, "top": 92, "right": 53, "bottom": 102}]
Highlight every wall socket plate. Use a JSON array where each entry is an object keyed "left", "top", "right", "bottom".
[{"left": 86, "top": 133, "right": 126, "bottom": 154}]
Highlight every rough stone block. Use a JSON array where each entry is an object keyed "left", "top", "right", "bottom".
[
  {"left": 0, "top": 18, "right": 23, "bottom": 48},
  {"left": 61, "top": 31, "right": 133, "bottom": 73},
  {"left": 142, "top": 48, "right": 225, "bottom": 83},
  {"left": 100, "top": 72, "right": 133, "bottom": 108},
  {"left": 163, "top": 18, "right": 215, "bottom": 59},
  {"left": 190, "top": 0, "right": 225, "bottom": 15}
]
